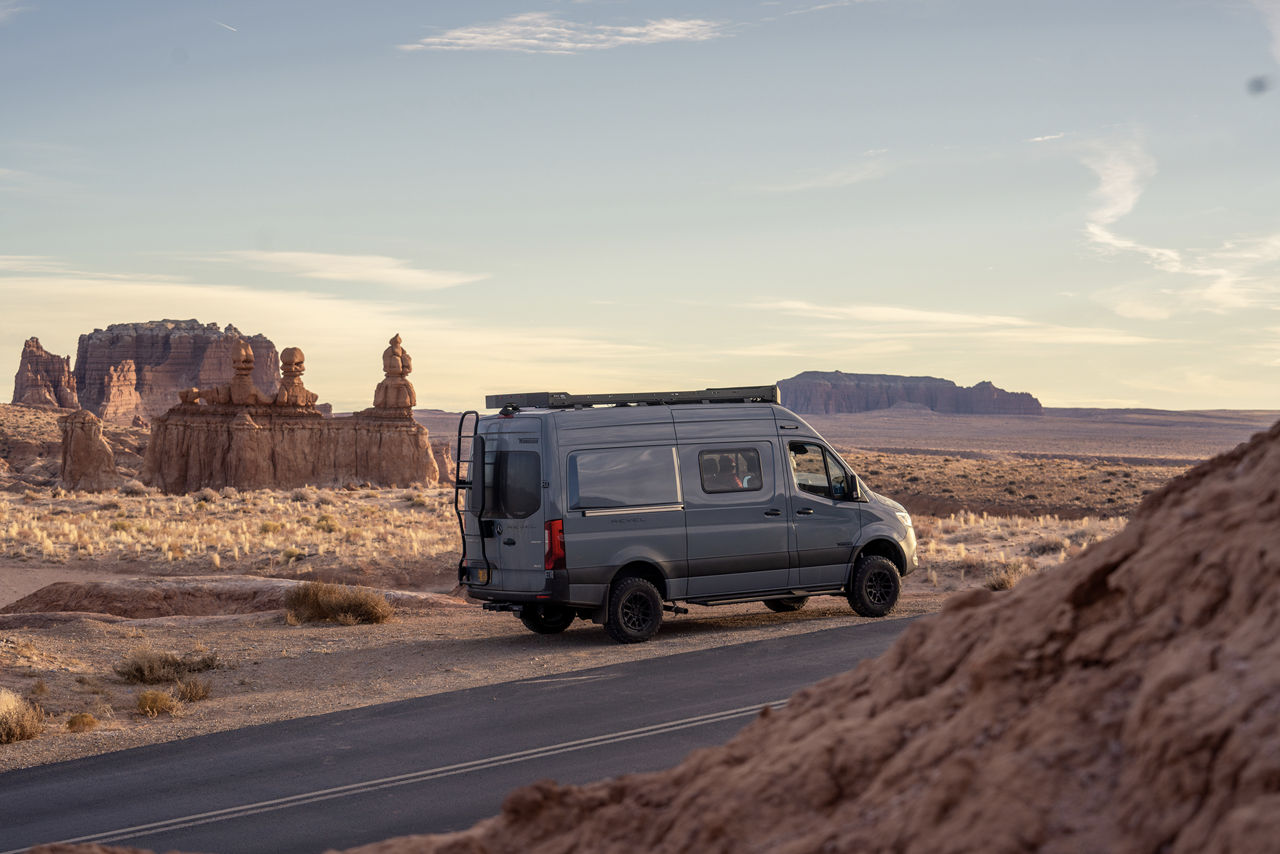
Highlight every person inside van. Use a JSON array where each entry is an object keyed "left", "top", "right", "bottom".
[{"left": 715, "top": 454, "right": 742, "bottom": 489}]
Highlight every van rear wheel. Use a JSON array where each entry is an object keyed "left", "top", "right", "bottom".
[
  {"left": 520, "top": 604, "right": 576, "bottom": 634},
  {"left": 764, "top": 597, "right": 808, "bottom": 613},
  {"left": 605, "top": 577, "right": 663, "bottom": 644},
  {"left": 847, "top": 555, "right": 901, "bottom": 617}
]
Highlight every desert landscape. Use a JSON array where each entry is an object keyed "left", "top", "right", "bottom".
[{"left": 2, "top": 395, "right": 1272, "bottom": 778}]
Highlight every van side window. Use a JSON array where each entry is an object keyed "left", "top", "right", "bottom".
[
  {"left": 569, "top": 446, "right": 681, "bottom": 509},
  {"left": 698, "top": 448, "right": 764, "bottom": 494},
  {"left": 484, "top": 451, "right": 541, "bottom": 519},
  {"left": 788, "top": 442, "right": 854, "bottom": 501}
]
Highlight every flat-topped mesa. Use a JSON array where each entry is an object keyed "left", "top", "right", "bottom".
[
  {"left": 12, "top": 337, "right": 79, "bottom": 409},
  {"left": 74, "top": 319, "right": 279, "bottom": 423},
  {"left": 778, "top": 370, "right": 1043, "bottom": 415},
  {"left": 144, "top": 334, "right": 436, "bottom": 493}
]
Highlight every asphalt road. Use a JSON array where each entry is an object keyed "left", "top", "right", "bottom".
[{"left": 0, "top": 616, "right": 916, "bottom": 854}]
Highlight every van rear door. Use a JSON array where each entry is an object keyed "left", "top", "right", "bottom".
[{"left": 477, "top": 419, "right": 545, "bottom": 592}]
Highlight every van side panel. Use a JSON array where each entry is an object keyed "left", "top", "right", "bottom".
[{"left": 557, "top": 413, "right": 687, "bottom": 605}]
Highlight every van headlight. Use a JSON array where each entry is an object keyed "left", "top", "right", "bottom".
[{"left": 895, "top": 510, "right": 913, "bottom": 528}]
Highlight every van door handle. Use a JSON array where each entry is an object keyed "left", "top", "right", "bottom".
[
  {"left": 796, "top": 508, "right": 814, "bottom": 516},
  {"left": 764, "top": 509, "right": 781, "bottom": 517},
  {"left": 502, "top": 537, "right": 516, "bottom": 546}
]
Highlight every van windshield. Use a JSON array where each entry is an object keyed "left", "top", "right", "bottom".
[{"left": 483, "top": 450, "right": 541, "bottom": 519}]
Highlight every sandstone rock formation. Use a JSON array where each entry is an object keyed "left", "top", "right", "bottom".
[
  {"left": 430, "top": 438, "right": 455, "bottom": 484},
  {"left": 373, "top": 334, "right": 417, "bottom": 410},
  {"left": 58, "top": 410, "right": 120, "bottom": 492},
  {"left": 317, "top": 418, "right": 1278, "bottom": 853},
  {"left": 73, "top": 320, "right": 279, "bottom": 423},
  {"left": 779, "top": 370, "right": 1043, "bottom": 415},
  {"left": 142, "top": 335, "right": 436, "bottom": 493},
  {"left": 11, "top": 337, "right": 78, "bottom": 409}
]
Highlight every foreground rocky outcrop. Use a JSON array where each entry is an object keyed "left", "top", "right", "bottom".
[
  {"left": 73, "top": 320, "right": 279, "bottom": 423},
  {"left": 779, "top": 370, "right": 1043, "bottom": 415},
  {"left": 11, "top": 337, "right": 78, "bottom": 409}
]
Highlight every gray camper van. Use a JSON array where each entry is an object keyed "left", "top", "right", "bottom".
[{"left": 454, "top": 386, "right": 917, "bottom": 643}]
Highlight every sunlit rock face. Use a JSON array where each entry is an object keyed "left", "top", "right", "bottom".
[
  {"left": 73, "top": 320, "right": 279, "bottom": 423},
  {"left": 779, "top": 370, "right": 1043, "bottom": 415},
  {"left": 12, "top": 337, "right": 79, "bottom": 409}
]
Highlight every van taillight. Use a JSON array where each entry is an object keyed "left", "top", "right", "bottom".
[{"left": 544, "top": 519, "right": 565, "bottom": 571}]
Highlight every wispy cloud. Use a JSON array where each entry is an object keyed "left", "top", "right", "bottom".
[
  {"left": 219, "top": 251, "right": 487, "bottom": 290},
  {"left": 0, "top": 2, "right": 27, "bottom": 25},
  {"left": 1251, "top": 0, "right": 1280, "bottom": 64},
  {"left": 1027, "top": 132, "right": 1066, "bottom": 143},
  {"left": 759, "top": 152, "right": 889, "bottom": 192},
  {"left": 400, "top": 12, "right": 726, "bottom": 54},
  {"left": 1080, "top": 136, "right": 1280, "bottom": 314},
  {"left": 754, "top": 301, "right": 1160, "bottom": 345}
]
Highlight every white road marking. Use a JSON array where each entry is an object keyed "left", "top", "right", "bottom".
[{"left": 5, "top": 699, "right": 785, "bottom": 852}]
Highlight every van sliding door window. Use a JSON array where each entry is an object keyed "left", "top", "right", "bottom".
[
  {"left": 698, "top": 448, "right": 764, "bottom": 494},
  {"left": 483, "top": 451, "right": 541, "bottom": 519},
  {"left": 568, "top": 447, "right": 681, "bottom": 509}
]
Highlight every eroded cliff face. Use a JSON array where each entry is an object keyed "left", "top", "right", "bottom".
[
  {"left": 141, "top": 406, "right": 439, "bottom": 493},
  {"left": 779, "top": 370, "right": 1043, "bottom": 415},
  {"left": 73, "top": 320, "right": 279, "bottom": 423},
  {"left": 11, "top": 337, "right": 79, "bottom": 409}
]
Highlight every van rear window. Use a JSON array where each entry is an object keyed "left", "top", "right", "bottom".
[
  {"left": 569, "top": 447, "right": 680, "bottom": 509},
  {"left": 484, "top": 451, "right": 541, "bottom": 519}
]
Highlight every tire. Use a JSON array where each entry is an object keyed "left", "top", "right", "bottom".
[
  {"left": 519, "top": 603, "right": 576, "bottom": 634},
  {"left": 605, "top": 577, "right": 664, "bottom": 644},
  {"left": 847, "top": 555, "right": 901, "bottom": 618},
  {"left": 763, "top": 596, "right": 809, "bottom": 613}
]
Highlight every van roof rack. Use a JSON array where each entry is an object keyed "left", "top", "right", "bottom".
[{"left": 485, "top": 385, "right": 780, "bottom": 410}]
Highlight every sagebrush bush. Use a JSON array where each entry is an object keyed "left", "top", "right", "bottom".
[
  {"left": 66, "top": 712, "right": 99, "bottom": 732},
  {"left": 285, "top": 581, "right": 393, "bottom": 625},
  {"left": 114, "top": 648, "right": 220, "bottom": 684},
  {"left": 195, "top": 487, "right": 220, "bottom": 503},
  {"left": 120, "top": 480, "right": 150, "bottom": 496},
  {"left": 176, "top": 677, "right": 211, "bottom": 702},
  {"left": 137, "top": 690, "right": 180, "bottom": 717},
  {"left": 1027, "top": 535, "right": 1069, "bottom": 556},
  {"left": 985, "top": 558, "right": 1035, "bottom": 591},
  {"left": 0, "top": 688, "right": 45, "bottom": 743}
]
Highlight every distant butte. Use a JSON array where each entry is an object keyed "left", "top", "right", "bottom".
[{"left": 778, "top": 370, "right": 1043, "bottom": 416}]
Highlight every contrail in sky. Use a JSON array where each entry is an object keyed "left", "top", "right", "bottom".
[{"left": 212, "top": 19, "right": 238, "bottom": 32}]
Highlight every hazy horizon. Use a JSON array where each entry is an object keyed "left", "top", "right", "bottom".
[{"left": 3, "top": 1, "right": 1279, "bottom": 412}]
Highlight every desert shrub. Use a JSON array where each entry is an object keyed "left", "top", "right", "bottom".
[
  {"left": 176, "top": 677, "right": 211, "bottom": 702},
  {"left": 285, "top": 581, "right": 393, "bottom": 625},
  {"left": 29, "top": 678, "right": 49, "bottom": 697},
  {"left": 0, "top": 688, "right": 45, "bottom": 743},
  {"left": 136, "top": 689, "right": 179, "bottom": 717},
  {"left": 195, "top": 487, "right": 220, "bottom": 503},
  {"left": 315, "top": 492, "right": 336, "bottom": 506},
  {"left": 1027, "top": 535, "right": 1069, "bottom": 556},
  {"left": 315, "top": 514, "right": 339, "bottom": 533},
  {"left": 259, "top": 521, "right": 282, "bottom": 534},
  {"left": 281, "top": 546, "right": 305, "bottom": 563},
  {"left": 120, "top": 480, "right": 150, "bottom": 496},
  {"left": 986, "top": 558, "right": 1036, "bottom": 591},
  {"left": 291, "top": 487, "right": 317, "bottom": 503},
  {"left": 407, "top": 494, "right": 430, "bottom": 507},
  {"left": 66, "top": 712, "right": 99, "bottom": 732},
  {"left": 114, "top": 648, "right": 220, "bottom": 684}
]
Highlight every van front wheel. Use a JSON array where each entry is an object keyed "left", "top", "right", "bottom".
[
  {"left": 847, "top": 555, "right": 901, "bottom": 617},
  {"left": 520, "top": 604, "right": 576, "bottom": 634},
  {"left": 605, "top": 577, "right": 663, "bottom": 643}
]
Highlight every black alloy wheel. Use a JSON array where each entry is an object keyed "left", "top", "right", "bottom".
[
  {"left": 847, "top": 554, "right": 901, "bottom": 618},
  {"left": 605, "top": 577, "right": 663, "bottom": 643}
]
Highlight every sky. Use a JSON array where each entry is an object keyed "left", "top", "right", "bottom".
[{"left": 2, "top": 0, "right": 1279, "bottom": 412}]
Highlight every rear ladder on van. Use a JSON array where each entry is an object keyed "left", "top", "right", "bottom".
[{"left": 454, "top": 411, "right": 489, "bottom": 584}]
